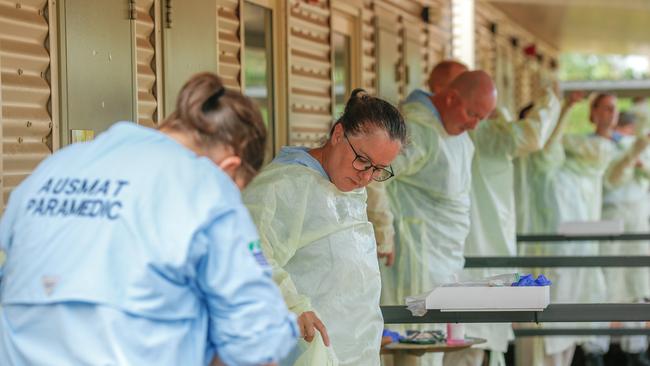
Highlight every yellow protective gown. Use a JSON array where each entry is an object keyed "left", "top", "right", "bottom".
[
  {"left": 517, "top": 133, "right": 615, "bottom": 358},
  {"left": 243, "top": 147, "right": 383, "bottom": 366},
  {"left": 463, "top": 89, "right": 560, "bottom": 356},
  {"left": 630, "top": 101, "right": 650, "bottom": 137},
  {"left": 381, "top": 90, "right": 474, "bottom": 306},
  {"left": 380, "top": 90, "right": 474, "bottom": 366},
  {"left": 602, "top": 135, "right": 650, "bottom": 303}
]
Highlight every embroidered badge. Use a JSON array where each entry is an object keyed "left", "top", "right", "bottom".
[{"left": 248, "top": 240, "right": 269, "bottom": 267}]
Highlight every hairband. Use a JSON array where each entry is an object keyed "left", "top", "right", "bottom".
[{"left": 202, "top": 87, "right": 226, "bottom": 113}]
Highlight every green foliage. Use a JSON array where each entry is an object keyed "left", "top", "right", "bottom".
[
  {"left": 560, "top": 53, "right": 649, "bottom": 81},
  {"left": 559, "top": 53, "right": 649, "bottom": 134},
  {"left": 244, "top": 48, "right": 268, "bottom": 85}
]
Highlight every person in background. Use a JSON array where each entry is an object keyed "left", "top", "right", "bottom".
[
  {"left": 513, "top": 91, "right": 584, "bottom": 236},
  {"left": 630, "top": 96, "right": 650, "bottom": 137},
  {"left": 380, "top": 70, "right": 496, "bottom": 366},
  {"left": 515, "top": 92, "right": 613, "bottom": 366},
  {"left": 427, "top": 60, "right": 470, "bottom": 95},
  {"left": 612, "top": 110, "right": 639, "bottom": 136},
  {"left": 0, "top": 73, "right": 299, "bottom": 366},
  {"left": 369, "top": 60, "right": 468, "bottom": 267},
  {"left": 515, "top": 93, "right": 649, "bottom": 366},
  {"left": 243, "top": 89, "right": 406, "bottom": 366},
  {"left": 451, "top": 86, "right": 561, "bottom": 366},
  {"left": 601, "top": 111, "right": 650, "bottom": 366}
]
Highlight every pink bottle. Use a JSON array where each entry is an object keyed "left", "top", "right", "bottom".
[{"left": 446, "top": 323, "right": 466, "bottom": 345}]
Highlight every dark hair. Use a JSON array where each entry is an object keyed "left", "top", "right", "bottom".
[
  {"left": 617, "top": 111, "right": 636, "bottom": 127},
  {"left": 591, "top": 92, "right": 616, "bottom": 110},
  {"left": 159, "top": 72, "right": 266, "bottom": 180},
  {"left": 333, "top": 88, "right": 407, "bottom": 144},
  {"left": 518, "top": 102, "right": 534, "bottom": 120}
]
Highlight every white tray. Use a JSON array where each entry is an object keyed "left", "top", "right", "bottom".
[
  {"left": 425, "top": 286, "right": 550, "bottom": 312},
  {"left": 557, "top": 220, "right": 624, "bottom": 236}
]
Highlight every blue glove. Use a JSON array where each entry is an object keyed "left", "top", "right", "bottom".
[
  {"left": 512, "top": 274, "right": 551, "bottom": 286},
  {"left": 383, "top": 329, "right": 404, "bottom": 342}
]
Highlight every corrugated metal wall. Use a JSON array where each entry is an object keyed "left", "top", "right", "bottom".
[
  {"left": 134, "top": 0, "right": 159, "bottom": 127},
  {"left": 474, "top": 6, "right": 496, "bottom": 76},
  {"left": 288, "top": 0, "right": 453, "bottom": 147},
  {"left": 374, "top": 0, "right": 454, "bottom": 101},
  {"left": 474, "top": 0, "right": 558, "bottom": 114},
  {"left": 0, "top": 0, "right": 53, "bottom": 209},
  {"left": 361, "top": 0, "right": 376, "bottom": 93},
  {"left": 372, "top": 0, "right": 448, "bottom": 105},
  {"left": 288, "top": 0, "right": 332, "bottom": 147},
  {"left": 374, "top": 3, "right": 401, "bottom": 105},
  {"left": 425, "top": 0, "right": 453, "bottom": 74},
  {"left": 217, "top": 0, "right": 241, "bottom": 91},
  {"left": 514, "top": 50, "right": 531, "bottom": 109},
  {"left": 0, "top": 0, "right": 558, "bottom": 209},
  {"left": 496, "top": 39, "right": 516, "bottom": 114}
]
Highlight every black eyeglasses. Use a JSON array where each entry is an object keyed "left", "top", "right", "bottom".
[{"left": 344, "top": 134, "right": 394, "bottom": 182}]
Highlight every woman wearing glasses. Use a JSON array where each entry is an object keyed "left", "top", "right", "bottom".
[{"left": 243, "top": 89, "right": 406, "bottom": 366}]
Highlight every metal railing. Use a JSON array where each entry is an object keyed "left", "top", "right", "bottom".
[
  {"left": 384, "top": 233, "right": 650, "bottom": 335},
  {"left": 517, "top": 233, "right": 650, "bottom": 243},
  {"left": 464, "top": 232, "right": 650, "bottom": 268},
  {"left": 514, "top": 328, "right": 650, "bottom": 336},
  {"left": 464, "top": 256, "right": 650, "bottom": 268},
  {"left": 381, "top": 304, "right": 650, "bottom": 324}
]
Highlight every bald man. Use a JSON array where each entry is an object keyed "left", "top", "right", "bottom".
[
  {"left": 371, "top": 61, "right": 469, "bottom": 268},
  {"left": 401, "top": 60, "right": 468, "bottom": 105},
  {"left": 371, "top": 61, "right": 468, "bottom": 267},
  {"left": 380, "top": 71, "right": 496, "bottom": 366},
  {"left": 367, "top": 60, "right": 468, "bottom": 266},
  {"left": 427, "top": 60, "right": 469, "bottom": 94}
]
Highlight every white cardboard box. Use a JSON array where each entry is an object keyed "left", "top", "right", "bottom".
[{"left": 425, "top": 286, "right": 550, "bottom": 312}]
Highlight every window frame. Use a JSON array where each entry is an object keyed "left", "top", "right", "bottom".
[
  {"left": 240, "top": 0, "right": 288, "bottom": 158},
  {"left": 331, "top": 1, "right": 363, "bottom": 118}
]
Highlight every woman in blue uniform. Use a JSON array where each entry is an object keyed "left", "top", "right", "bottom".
[{"left": 0, "top": 73, "right": 298, "bottom": 366}]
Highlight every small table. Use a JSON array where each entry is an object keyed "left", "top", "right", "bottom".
[{"left": 381, "top": 337, "right": 486, "bottom": 365}]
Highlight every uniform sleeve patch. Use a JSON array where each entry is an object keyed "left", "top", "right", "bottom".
[{"left": 248, "top": 240, "right": 269, "bottom": 267}]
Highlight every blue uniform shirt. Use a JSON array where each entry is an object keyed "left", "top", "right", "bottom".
[
  {"left": 403, "top": 89, "right": 443, "bottom": 123},
  {"left": 403, "top": 88, "right": 432, "bottom": 105},
  {"left": 0, "top": 122, "right": 298, "bottom": 366},
  {"left": 273, "top": 146, "right": 329, "bottom": 179}
]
